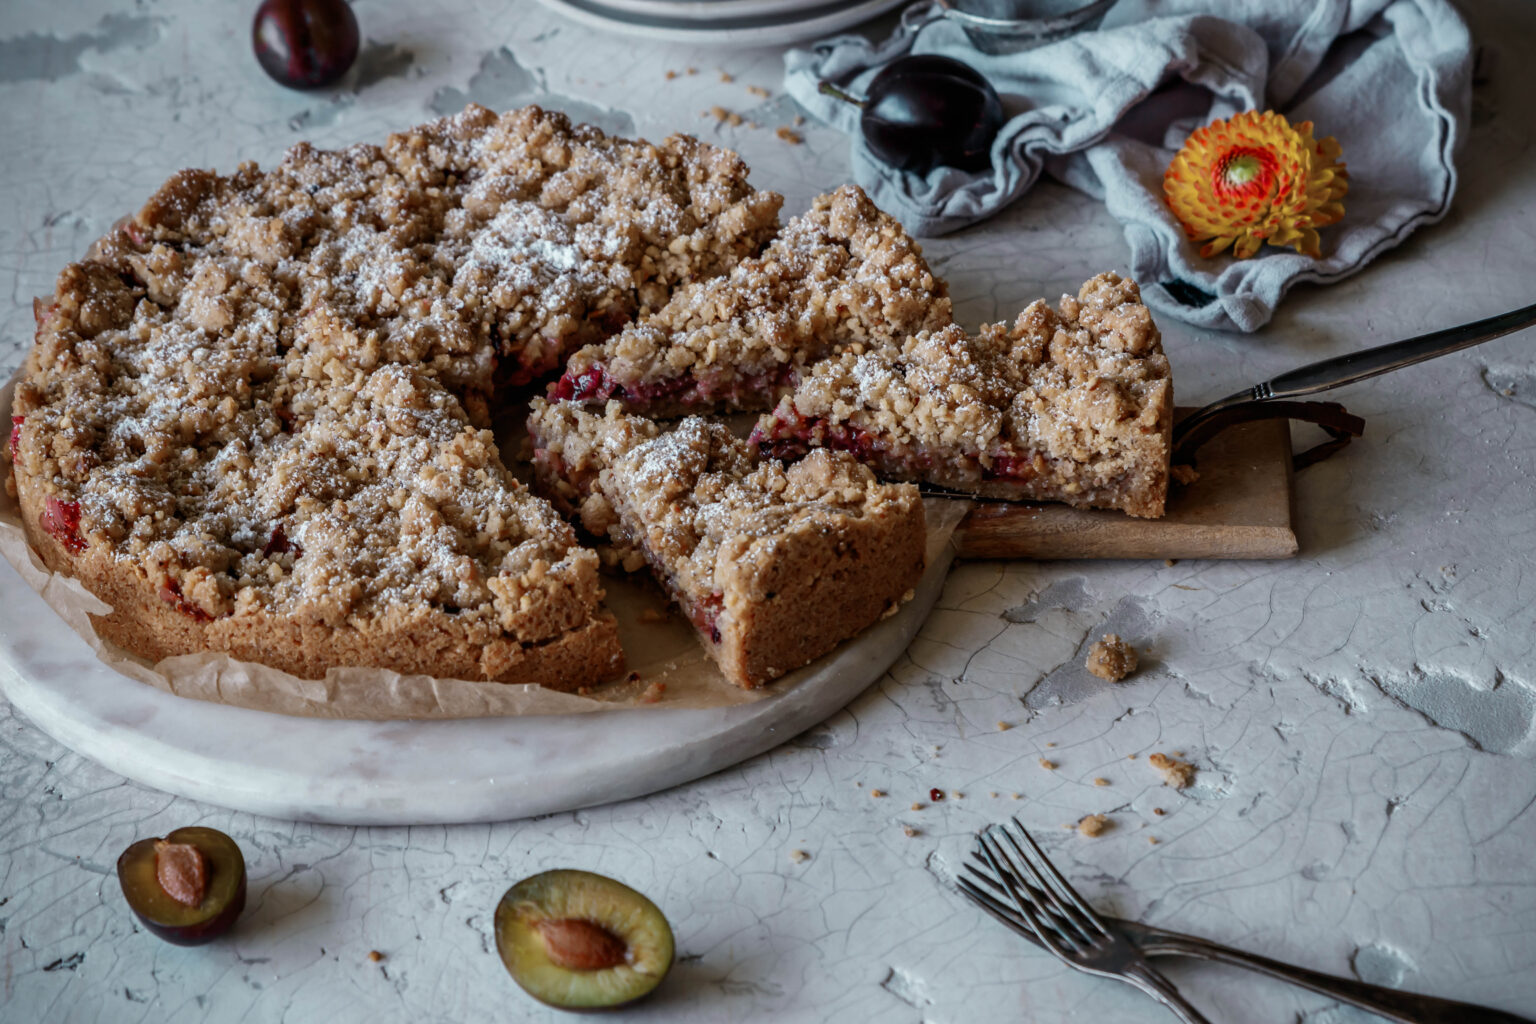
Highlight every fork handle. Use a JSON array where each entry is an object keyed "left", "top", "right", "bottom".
[
  {"left": 1143, "top": 929, "right": 1534, "bottom": 1023},
  {"left": 1123, "top": 962, "right": 1215, "bottom": 1024}
]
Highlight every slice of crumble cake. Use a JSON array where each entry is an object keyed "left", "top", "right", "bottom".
[
  {"left": 549, "top": 185, "right": 951, "bottom": 416},
  {"left": 750, "top": 273, "right": 1173, "bottom": 518},
  {"left": 526, "top": 400, "right": 926, "bottom": 688}
]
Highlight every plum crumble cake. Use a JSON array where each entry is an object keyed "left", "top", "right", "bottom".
[
  {"left": 750, "top": 273, "right": 1174, "bottom": 518},
  {"left": 525, "top": 400, "right": 926, "bottom": 688},
  {"left": 549, "top": 185, "right": 951, "bottom": 417},
  {"left": 6, "top": 104, "right": 785, "bottom": 689}
]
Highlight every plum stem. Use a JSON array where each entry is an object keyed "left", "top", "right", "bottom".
[{"left": 817, "top": 81, "right": 866, "bottom": 108}]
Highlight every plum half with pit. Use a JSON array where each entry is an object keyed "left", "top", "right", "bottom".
[
  {"left": 117, "top": 826, "right": 247, "bottom": 946},
  {"left": 495, "top": 869, "right": 674, "bottom": 1010},
  {"left": 821, "top": 55, "right": 1005, "bottom": 174},
  {"left": 252, "top": 0, "right": 360, "bottom": 90}
]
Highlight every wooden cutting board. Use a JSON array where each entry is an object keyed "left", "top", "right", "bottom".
[{"left": 954, "top": 414, "right": 1298, "bottom": 560}]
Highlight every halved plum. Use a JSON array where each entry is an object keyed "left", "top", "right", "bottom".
[
  {"left": 494, "top": 869, "right": 674, "bottom": 1010},
  {"left": 117, "top": 826, "right": 246, "bottom": 945}
]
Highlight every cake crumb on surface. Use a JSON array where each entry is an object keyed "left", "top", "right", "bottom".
[
  {"left": 367, "top": 950, "right": 384, "bottom": 963},
  {"left": 997, "top": 721, "right": 1013, "bottom": 731},
  {"left": 1148, "top": 836, "right": 1160, "bottom": 845},
  {"left": 639, "top": 681, "right": 667, "bottom": 704},
  {"left": 1077, "top": 813, "right": 1110, "bottom": 837},
  {"left": 1086, "top": 634, "right": 1138, "bottom": 681},
  {"left": 719, "top": 70, "right": 734, "bottom": 82},
  {"left": 1093, "top": 778, "right": 1110, "bottom": 787},
  {"left": 1171, "top": 464, "right": 1199, "bottom": 485},
  {"left": 776, "top": 126, "right": 803, "bottom": 145},
  {"left": 870, "top": 788, "right": 886, "bottom": 798},
  {"left": 903, "top": 826, "right": 920, "bottom": 837},
  {"left": 1039, "top": 758, "right": 1057, "bottom": 771},
  {"left": 1149, "top": 752, "right": 1196, "bottom": 789},
  {"left": 747, "top": 84, "right": 770, "bottom": 97},
  {"left": 1153, "top": 807, "right": 1165, "bottom": 815},
  {"left": 911, "top": 802, "right": 923, "bottom": 811},
  {"left": 790, "top": 849, "right": 810, "bottom": 863}
]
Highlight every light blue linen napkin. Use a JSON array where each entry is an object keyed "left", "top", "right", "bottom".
[{"left": 784, "top": 0, "right": 1472, "bottom": 332}]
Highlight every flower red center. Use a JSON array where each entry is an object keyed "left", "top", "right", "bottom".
[{"left": 1211, "top": 147, "right": 1277, "bottom": 205}]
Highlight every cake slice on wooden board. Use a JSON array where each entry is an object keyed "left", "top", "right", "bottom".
[
  {"left": 549, "top": 184, "right": 952, "bottom": 417},
  {"left": 750, "top": 273, "right": 1174, "bottom": 518},
  {"left": 526, "top": 400, "right": 927, "bottom": 688}
]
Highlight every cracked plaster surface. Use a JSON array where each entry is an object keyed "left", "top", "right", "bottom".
[{"left": 2, "top": 0, "right": 1535, "bottom": 1020}]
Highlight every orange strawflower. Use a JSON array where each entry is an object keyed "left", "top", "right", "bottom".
[{"left": 1164, "top": 110, "right": 1348, "bottom": 259}]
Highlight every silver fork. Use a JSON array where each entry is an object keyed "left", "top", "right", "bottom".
[
  {"left": 973, "top": 819, "right": 1213, "bottom": 1023},
  {"left": 960, "top": 853, "right": 1536, "bottom": 1024}
]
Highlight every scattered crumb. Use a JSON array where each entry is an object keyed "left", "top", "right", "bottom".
[
  {"left": 686, "top": 67, "right": 698, "bottom": 75},
  {"left": 1148, "top": 836, "right": 1160, "bottom": 845},
  {"left": 1093, "top": 778, "right": 1110, "bottom": 787},
  {"left": 1039, "top": 758, "right": 1057, "bottom": 771},
  {"left": 1171, "top": 464, "right": 1200, "bottom": 486},
  {"left": 775, "top": 126, "right": 803, "bottom": 145},
  {"left": 903, "top": 826, "right": 920, "bottom": 838},
  {"left": 665, "top": 70, "right": 678, "bottom": 80},
  {"left": 1153, "top": 807, "right": 1165, "bottom": 816},
  {"left": 997, "top": 721, "right": 1013, "bottom": 731},
  {"left": 747, "top": 84, "right": 770, "bottom": 98},
  {"left": 910, "top": 802, "right": 923, "bottom": 811},
  {"left": 575, "top": 686, "right": 592, "bottom": 696},
  {"left": 1045, "top": 742, "right": 1056, "bottom": 748},
  {"left": 1164, "top": 558, "right": 1177, "bottom": 567},
  {"left": 870, "top": 789, "right": 886, "bottom": 798},
  {"left": 1086, "top": 634, "right": 1139, "bottom": 682},
  {"left": 1127, "top": 753, "right": 1138, "bottom": 760},
  {"left": 367, "top": 950, "right": 384, "bottom": 963},
  {"left": 719, "top": 70, "right": 734, "bottom": 83},
  {"left": 793, "top": 114, "right": 805, "bottom": 126},
  {"left": 747, "top": 121, "right": 759, "bottom": 130},
  {"left": 709, "top": 105, "right": 729, "bottom": 121},
  {"left": 1011, "top": 793, "right": 1022, "bottom": 800},
  {"left": 789, "top": 849, "right": 810, "bottom": 863},
  {"left": 1149, "top": 752, "right": 1196, "bottom": 790},
  {"left": 951, "top": 791, "right": 963, "bottom": 800},
  {"left": 989, "top": 791, "right": 999, "bottom": 798},
  {"left": 638, "top": 681, "right": 667, "bottom": 704},
  {"left": 1077, "top": 814, "right": 1110, "bottom": 837},
  {"left": 638, "top": 607, "right": 668, "bottom": 623}
]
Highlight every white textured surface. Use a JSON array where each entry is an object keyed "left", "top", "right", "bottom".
[{"left": 2, "top": 2, "right": 1535, "bottom": 1021}]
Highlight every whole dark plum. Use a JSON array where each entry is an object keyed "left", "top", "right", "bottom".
[
  {"left": 252, "top": 0, "right": 360, "bottom": 90},
  {"left": 823, "top": 55, "right": 1005, "bottom": 174}
]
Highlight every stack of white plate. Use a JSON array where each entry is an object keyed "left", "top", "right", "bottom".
[{"left": 532, "top": 0, "right": 908, "bottom": 46}]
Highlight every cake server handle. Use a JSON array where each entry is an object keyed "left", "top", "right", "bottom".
[{"left": 1172, "top": 300, "right": 1536, "bottom": 461}]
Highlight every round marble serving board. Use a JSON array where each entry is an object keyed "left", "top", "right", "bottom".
[{"left": 0, "top": 533, "right": 955, "bottom": 825}]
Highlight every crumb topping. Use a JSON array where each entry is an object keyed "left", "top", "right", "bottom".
[
  {"left": 561, "top": 184, "right": 950, "bottom": 398},
  {"left": 1149, "top": 752, "right": 1196, "bottom": 789}
]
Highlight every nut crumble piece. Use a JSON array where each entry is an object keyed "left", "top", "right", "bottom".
[
  {"left": 1086, "top": 633, "right": 1138, "bottom": 681},
  {"left": 1149, "top": 752, "right": 1196, "bottom": 789},
  {"left": 752, "top": 273, "right": 1174, "bottom": 517},
  {"left": 527, "top": 400, "right": 926, "bottom": 688},
  {"left": 1077, "top": 813, "right": 1110, "bottom": 837}
]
